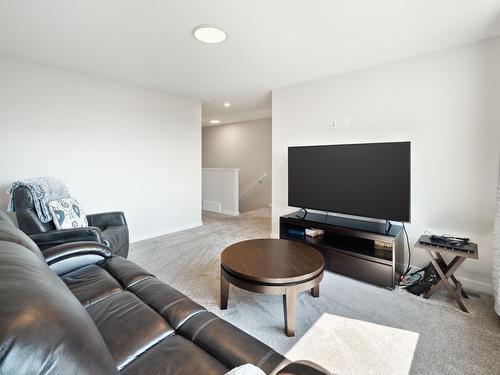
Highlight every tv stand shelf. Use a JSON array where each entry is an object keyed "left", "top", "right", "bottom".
[{"left": 280, "top": 211, "right": 404, "bottom": 288}]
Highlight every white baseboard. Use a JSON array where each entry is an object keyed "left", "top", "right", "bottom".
[
  {"left": 270, "top": 232, "right": 279, "bottom": 239},
  {"left": 220, "top": 209, "right": 240, "bottom": 216},
  {"left": 202, "top": 200, "right": 221, "bottom": 213},
  {"left": 456, "top": 276, "right": 493, "bottom": 295},
  {"left": 130, "top": 221, "right": 203, "bottom": 243}
]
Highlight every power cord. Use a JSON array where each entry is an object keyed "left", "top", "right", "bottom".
[{"left": 401, "top": 222, "right": 411, "bottom": 277}]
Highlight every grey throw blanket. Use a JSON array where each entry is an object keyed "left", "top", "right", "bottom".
[{"left": 7, "top": 177, "right": 69, "bottom": 223}]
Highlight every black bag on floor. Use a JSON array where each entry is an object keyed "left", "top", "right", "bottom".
[{"left": 406, "top": 263, "right": 439, "bottom": 296}]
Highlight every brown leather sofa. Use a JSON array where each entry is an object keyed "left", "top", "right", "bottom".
[{"left": 0, "top": 210, "right": 329, "bottom": 375}]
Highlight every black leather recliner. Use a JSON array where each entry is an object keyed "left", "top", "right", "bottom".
[
  {"left": 0, "top": 211, "right": 330, "bottom": 375},
  {"left": 12, "top": 186, "right": 129, "bottom": 258}
]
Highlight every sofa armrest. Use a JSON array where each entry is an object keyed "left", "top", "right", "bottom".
[
  {"left": 29, "top": 227, "right": 104, "bottom": 249},
  {"left": 87, "top": 211, "right": 127, "bottom": 228},
  {"left": 276, "top": 361, "right": 331, "bottom": 375},
  {"left": 45, "top": 241, "right": 114, "bottom": 275}
]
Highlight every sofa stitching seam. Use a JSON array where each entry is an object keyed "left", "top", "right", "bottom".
[
  {"left": 257, "top": 350, "right": 277, "bottom": 369},
  {"left": 160, "top": 297, "right": 187, "bottom": 312},
  {"left": 126, "top": 275, "right": 154, "bottom": 289},
  {"left": 83, "top": 289, "right": 124, "bottom": 308},
  {"left": 117, "top": 329, "right": 175, "bottom": 371},
  {"left": 174, "top": 308, "right": 207, "bottom": 331},
  {"left": 191, "top": 317, "right": 219, "bottom": 342}
]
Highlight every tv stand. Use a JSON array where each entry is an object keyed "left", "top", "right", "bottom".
[{"left": 280, "top": 211, "right": 404, "bottom": 288}]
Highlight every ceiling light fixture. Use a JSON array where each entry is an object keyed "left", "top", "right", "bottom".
[
  {"left": 209, "top": 120, "right": 221, "bottom": 124},
  {"left": 193, "top": 25, "right": 227, "bottom": 44},
  {"left": 223, "top": 102, "right": 231, "bottom": 107}
]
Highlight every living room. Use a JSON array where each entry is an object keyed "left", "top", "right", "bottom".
[{"left": 0, "top": 2, "right": 499, "bottom": 375}]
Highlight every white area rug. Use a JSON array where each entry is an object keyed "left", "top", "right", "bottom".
[
  {"left": 286, "top": 314, "right": 419, "bottom": 375},
  {"left": 130, "top": 208, "right": 500, "bottom": 375}
]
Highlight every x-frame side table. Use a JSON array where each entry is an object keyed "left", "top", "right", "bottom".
[{"left": 414, "top": 241, "right": 478, "bottom": 313}]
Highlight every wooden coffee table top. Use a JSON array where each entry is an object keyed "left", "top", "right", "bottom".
[{"left": 221, "top": 239, "right": 324, "bottom": 284}]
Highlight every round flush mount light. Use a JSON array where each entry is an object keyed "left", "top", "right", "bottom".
[
  {"left": 209, "top": 119, "right": 221, "bottom": 124},
  {"left": 193, "top": 25, "right": 227, "bottom": 44},
  {"left": 223, "top": 102, "right": 231, "bottom": 107}
]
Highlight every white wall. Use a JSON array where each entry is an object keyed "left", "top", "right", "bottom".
[
  {"left": 202, "top": 168, "right": 239, "bottom": 216},
  {"left": 494, "top": 155, "right": 500, "bottom": 313},
  {"left": 203, "top": 118, "right": 272, "bottom": 212},
  {"left": 272, "top": 37, "right": 500, "bottom": 293},
  {"left": 0, "top": 58, "right": 202, "bottom": 243}
]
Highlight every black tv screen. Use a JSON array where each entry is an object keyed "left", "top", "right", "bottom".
[{"left": 288, "top": 142, "right": 411, "bottom": 222}]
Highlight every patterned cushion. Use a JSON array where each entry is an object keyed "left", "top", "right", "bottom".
[{"left": 48, "top": 197, "right": 88, "bottom": 229}]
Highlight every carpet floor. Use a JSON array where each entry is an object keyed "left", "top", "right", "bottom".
[{"left": 129, "top": 208, "right": 500, "bottom": 375}]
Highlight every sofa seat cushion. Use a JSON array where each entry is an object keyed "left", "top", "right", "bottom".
[
  {"left": 120, "top": 334, "right": 228, "bottom": 375},
  {"left": 179, "top": 311, "right": 287, "bottom": 374},
  {"left": 128, "top": 277, "right": 206, "bottom": 329},
  {"left": 61, "top": 264, "right": 123, "bottom": 307},
  {"left": 102, "top": 256, "right": 153, "bottom": 288},
  {"left": 87, "top": 291, "right": 174, "bottom": 370}
]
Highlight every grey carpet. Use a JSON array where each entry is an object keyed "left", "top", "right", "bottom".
[{"left": 130, "top": 208, "right": 500, "bottom": 375}]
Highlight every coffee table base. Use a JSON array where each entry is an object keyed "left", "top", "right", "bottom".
[{"left": 220, "top": 267, "right": 323, "bottom": 337}]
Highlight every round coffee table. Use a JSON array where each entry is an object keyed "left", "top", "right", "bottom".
[{"left": 220, "top": 238, "right": 324, "bottom": 336}]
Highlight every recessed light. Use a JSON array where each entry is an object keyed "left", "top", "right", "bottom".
[
  {"left": 223, "top": 102, "right": 231, "bottom": 107},
  {"left": 193, "top": 25, "right": 227, "bottom": 44},
  {"left": 209, "top": 120, "right": 221, "bottom": 124}
]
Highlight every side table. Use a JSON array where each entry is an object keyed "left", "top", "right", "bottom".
[{"left": 414, "top": 239, "right": 478, "bottom": 313}]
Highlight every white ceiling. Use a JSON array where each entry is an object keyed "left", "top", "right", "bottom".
[{"left": 0, "top": 0, "right": 499, "bottom": 126}]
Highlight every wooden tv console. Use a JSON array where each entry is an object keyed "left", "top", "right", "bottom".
[{"left": 280, "top": 211, "right": 405, "bottom": 288}]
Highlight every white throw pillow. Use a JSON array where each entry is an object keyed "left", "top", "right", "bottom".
[
  {"left": 225, "top": 364, "right": 266, "bottom": 375},
  {"left": 48, "top": 197, "right": 88, "bottom": 229}
]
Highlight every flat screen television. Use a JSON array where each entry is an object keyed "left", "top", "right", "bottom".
[{"left": 288, "top": 142, "right": 411, "bottom": 222}]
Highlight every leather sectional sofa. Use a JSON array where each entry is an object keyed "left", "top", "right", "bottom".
[{"left": 0, "top": 210, "right": 328, "bottom": 375}]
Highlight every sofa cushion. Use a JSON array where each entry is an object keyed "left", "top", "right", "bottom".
[
  {"left": 120, "top": 334, "right": 228, "bottom": 375},
  {"left": 61, "top": 264, "right": 123, "bottom": 307},
  {"left": 178, "top": 311, "right": 288, "bottom": 374},
  {"left": 86, "top": 291, "right": 174, "bottom": 370},
  {"left": 0, "top": 241, "right": 118, "bottom": 375},
  {"left": 128, "top": 277, "right": 206, "bottom": 329},
  {"left": 102, "top": 255, "right": 153, "bottom": 288}
]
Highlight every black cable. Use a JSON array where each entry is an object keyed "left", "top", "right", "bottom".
[
  {"left": 402, "top": 222, "right": 411, "bottom": 277},
  {"left": 409, "top": 264, "right": 429, "bottom": 275},
  {"left": 385, "top": 220, "right": 392, "bottom": 232}
]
